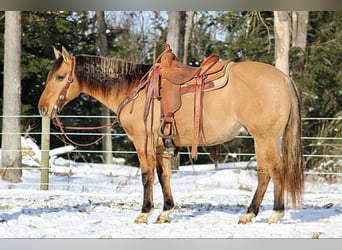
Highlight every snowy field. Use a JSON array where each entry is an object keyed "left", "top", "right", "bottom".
[{"left": 1, "top": 138, "right": 342, "bottom": 239}]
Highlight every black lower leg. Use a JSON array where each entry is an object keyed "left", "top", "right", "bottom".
[
  {"left": 247, "top": 173, "right": 271, "bottom": 215},
  {"left": 273, "top": 183, "right": 285, "bottom": 212},
  {"left": 246, "top": 195, "right": 261, "bottom": 216},
  {"left": 157, "top": 169, "right": 174, "bottom": 211},
  {"left": 156, "top": 155, "right": 175, "bottom": 211},
  {"left": 141, "top": 173, "right": 154, "bottom": 213}
]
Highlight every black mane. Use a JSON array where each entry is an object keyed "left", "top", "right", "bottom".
[
  {"left": 48, "top": 54, "right": 152, "bottom": 94},
  {"left": 75, "top": 55, "right": 151, "bottom": 94}
]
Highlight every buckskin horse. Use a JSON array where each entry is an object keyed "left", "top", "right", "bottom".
[{"left": 38, "top": 45, "right": 304, "bottom": 224}]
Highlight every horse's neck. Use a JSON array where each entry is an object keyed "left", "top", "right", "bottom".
[
  {"left": 75, "top": 55, "right": 151, "bottom": 114},
  {"left": 80, "top": 81, "right": 132, "bottom": 114}
]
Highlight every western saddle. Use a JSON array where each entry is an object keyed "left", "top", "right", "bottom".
[{"left": 143, "top": 44, "right": 232, "bottom": 160}]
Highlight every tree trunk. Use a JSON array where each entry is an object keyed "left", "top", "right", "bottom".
[
  {"left": 292, "top": 11, "right": 309, "bottom": 49},
  {"left": 166, "top": 11, "right": 186, "bottom": 59},
  {"left": 96, "top": 11, "right": 113, "bottom": 164},
  {"left": 152, "top": 11, "right": 159, "bottom": 62},
  {"left": 183, "top": 11, "right": 195, "bottom": 64},
  {"left": 1, "top": 11, "right": 22, "bottom": 182},
  {"left": 166, "top": 11, "right": 186, "bottom": 170},
  {"left": 274, "top": 11, "right": 290, "bottom": 75},
  {"left": 291, "top": 11, "right": 308, "bottom": 71}
]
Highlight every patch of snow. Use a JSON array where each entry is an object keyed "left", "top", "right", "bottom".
[
  {"left": 0, "top": 137, "right": 342, "bottom": 238},
  {"left": 0, "top": 161, "right": 342, "bottom": 238}
]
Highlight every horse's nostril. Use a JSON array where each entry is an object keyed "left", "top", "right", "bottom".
[{"left": 39, "top": 106, "right": 48, "bottom": 116}]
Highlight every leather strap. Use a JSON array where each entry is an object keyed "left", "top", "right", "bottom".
[
  {"left": 52, "top": 56, "right": 121, "bottom": 147},
  {"left": 56, "top": 57, "right": 75, "bottom": 111},
  {"left": 192, "top": 75, "right": 205, "bottom": 159},
  {"left": 144, "top": 67, "right": 160, "bottom": 123}
]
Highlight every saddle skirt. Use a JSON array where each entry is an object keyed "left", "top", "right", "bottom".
[{"left": 180, "top": 61, "right": 233, "bottom": 96}]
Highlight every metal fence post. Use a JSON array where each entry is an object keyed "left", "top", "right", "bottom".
[{"left": 40, "top": 116, "right": 50, "bottom": 190}]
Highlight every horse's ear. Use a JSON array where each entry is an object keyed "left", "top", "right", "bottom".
[
  {"left": 53, "top": 46, "right": 62, "bottom": 59},
  {"left": 61, "top": 46, "right": 72, "bottom": 63}
]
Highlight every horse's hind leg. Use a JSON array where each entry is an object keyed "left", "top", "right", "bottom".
[
  {"left": 155, "top": 146, "right": 175, "bottom": 223},
  {"left": 238, "top": 138, "right": 284, "bottom": 224},
  {"left": 238, "top": 167, "right": 271, "bottom": 224},
  {"left": 266, "top": 144, "right": 285, "bottom": 224}
]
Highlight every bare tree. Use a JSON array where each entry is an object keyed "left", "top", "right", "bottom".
[
  {"left": 152, "top": 11, "right": 159, "bottom": 62},
  {"left": 292, "top": 11, "right": 309, "bottom": 50},
  {"left": 274, "top": 11, "right": 290, "bottom": 75},
  {"left": 183, "top": 11, "right": 195, "bottom": 64},
  {"left": 292, "top": 11, "right": 309, "bottom": 71},
  {"left": 1, "top": 11, "right": 22, "bottom": 182},
  {"left": 165, "top": 11, "right": 186, "bottom": 170},
  {"left": 166, "top": 11, "right": 186, "bottom": 59},
  {"left": 96, "top": 11, "right": 113, "bottom": 164}
]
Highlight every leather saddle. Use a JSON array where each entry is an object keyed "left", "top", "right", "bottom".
[
  {"left": 159, "top": 44, "right": 230, "bottom": 115},
  {"left": 144, "top": 44, "right": 232, "bottom": 159},
  {"left": 161, "top": 52, "right": 226, "bottom": 84}
]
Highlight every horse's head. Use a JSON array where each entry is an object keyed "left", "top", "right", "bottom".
[{"left": 38, "top": 47, "right": 81, "bottom": 118}]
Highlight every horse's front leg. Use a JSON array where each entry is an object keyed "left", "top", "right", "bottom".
[
  {"left": 134, "top": 151, "right": 156, "bottom": 224},
  {"left": 155, "top": 146, "right": 175, "bottom": 223}
]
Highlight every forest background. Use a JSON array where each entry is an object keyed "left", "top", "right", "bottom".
[{"left": 0, "top": 11, "right": 340, "bottom": 180}]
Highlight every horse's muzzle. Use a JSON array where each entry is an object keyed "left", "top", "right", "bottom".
[
  {"left": 38, "top": 105, "right": 48, "bottom": 117},
  {"left": 38, "top": 105, "right": 57, "bottom": 118}
]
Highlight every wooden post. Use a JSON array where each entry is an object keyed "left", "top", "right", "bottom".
[{"left": 40, "top": 116, "right": 50, "bottom": 190}]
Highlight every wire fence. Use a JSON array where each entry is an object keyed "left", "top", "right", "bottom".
[{"left": 0, "top": 115, "right": 341, "bottom": 176}]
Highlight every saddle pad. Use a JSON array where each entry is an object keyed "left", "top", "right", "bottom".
[{"left": 180, "top": 61, "right": 234, "bottom": 96}]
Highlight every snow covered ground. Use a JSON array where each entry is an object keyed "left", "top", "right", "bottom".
[
  {"left": 1, "top": 162, "right": 342, "bottom": 238},
  {"left": 0, "top": 137, "right": 342, "bottom": 238}
]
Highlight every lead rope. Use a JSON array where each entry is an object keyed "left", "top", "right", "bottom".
[{"left": 52, "top": 115, "right": 118, "bottom": 147}]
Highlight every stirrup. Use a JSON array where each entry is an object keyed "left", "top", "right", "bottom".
[{"left": 158, "top": 116, "right": 174, "bottom": 139}]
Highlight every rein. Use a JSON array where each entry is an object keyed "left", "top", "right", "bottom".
[{"left": 52, "top": 116, "right": 119, "bottom": 147}]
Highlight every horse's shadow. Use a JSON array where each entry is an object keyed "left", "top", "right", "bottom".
[
  {"left": 172, "top": 202, "right": 244, "bottom": 221},
  {"left": 0, "top": 200, "right": 111, "bottom": 223},
  {"left": 2, "top": 200, "right": 340, "bottom": 224},
  {"left": 287, "top": 203, "right": 342, "bottom": 223},
  {"left": 171, "top": 202, "right": 342, "bottom": 223}
]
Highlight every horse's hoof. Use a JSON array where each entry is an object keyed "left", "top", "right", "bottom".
[
  {"left": 266, "top": 210, "right": 284, "bottom": 224},
  {"left": 155, "top": 216, "right": 170, "bottom": 224},
  {"left": 238, "top": 212, "right": 256, "bottom": 224},
  {"left": 134, "top": 213, "right": 149, "bottom": 224},
  {"left": 155, "top": 210, "right": 172, "bottom": 224}
]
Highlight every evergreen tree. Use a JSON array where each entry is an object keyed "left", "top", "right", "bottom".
[
  {"left": 0, "top": 11, "right": 339, "bottom": 168},
  {"left": 291, "top": 11, "right": 341, "bottom": 169}
]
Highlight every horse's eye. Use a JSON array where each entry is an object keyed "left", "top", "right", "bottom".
[{"left": 56, "top": 75, "right": 65, "bottom": 81}]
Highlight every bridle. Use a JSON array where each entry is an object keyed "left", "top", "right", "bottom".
[
  {"left": 51, "top": 51, "right": 164, "bottom": 148},
  {"left": 52, "top": 56, "right": 119, "bottom": 147},
  {"left": 55, "top": 56, "right": 75, "bottom": 111}
]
